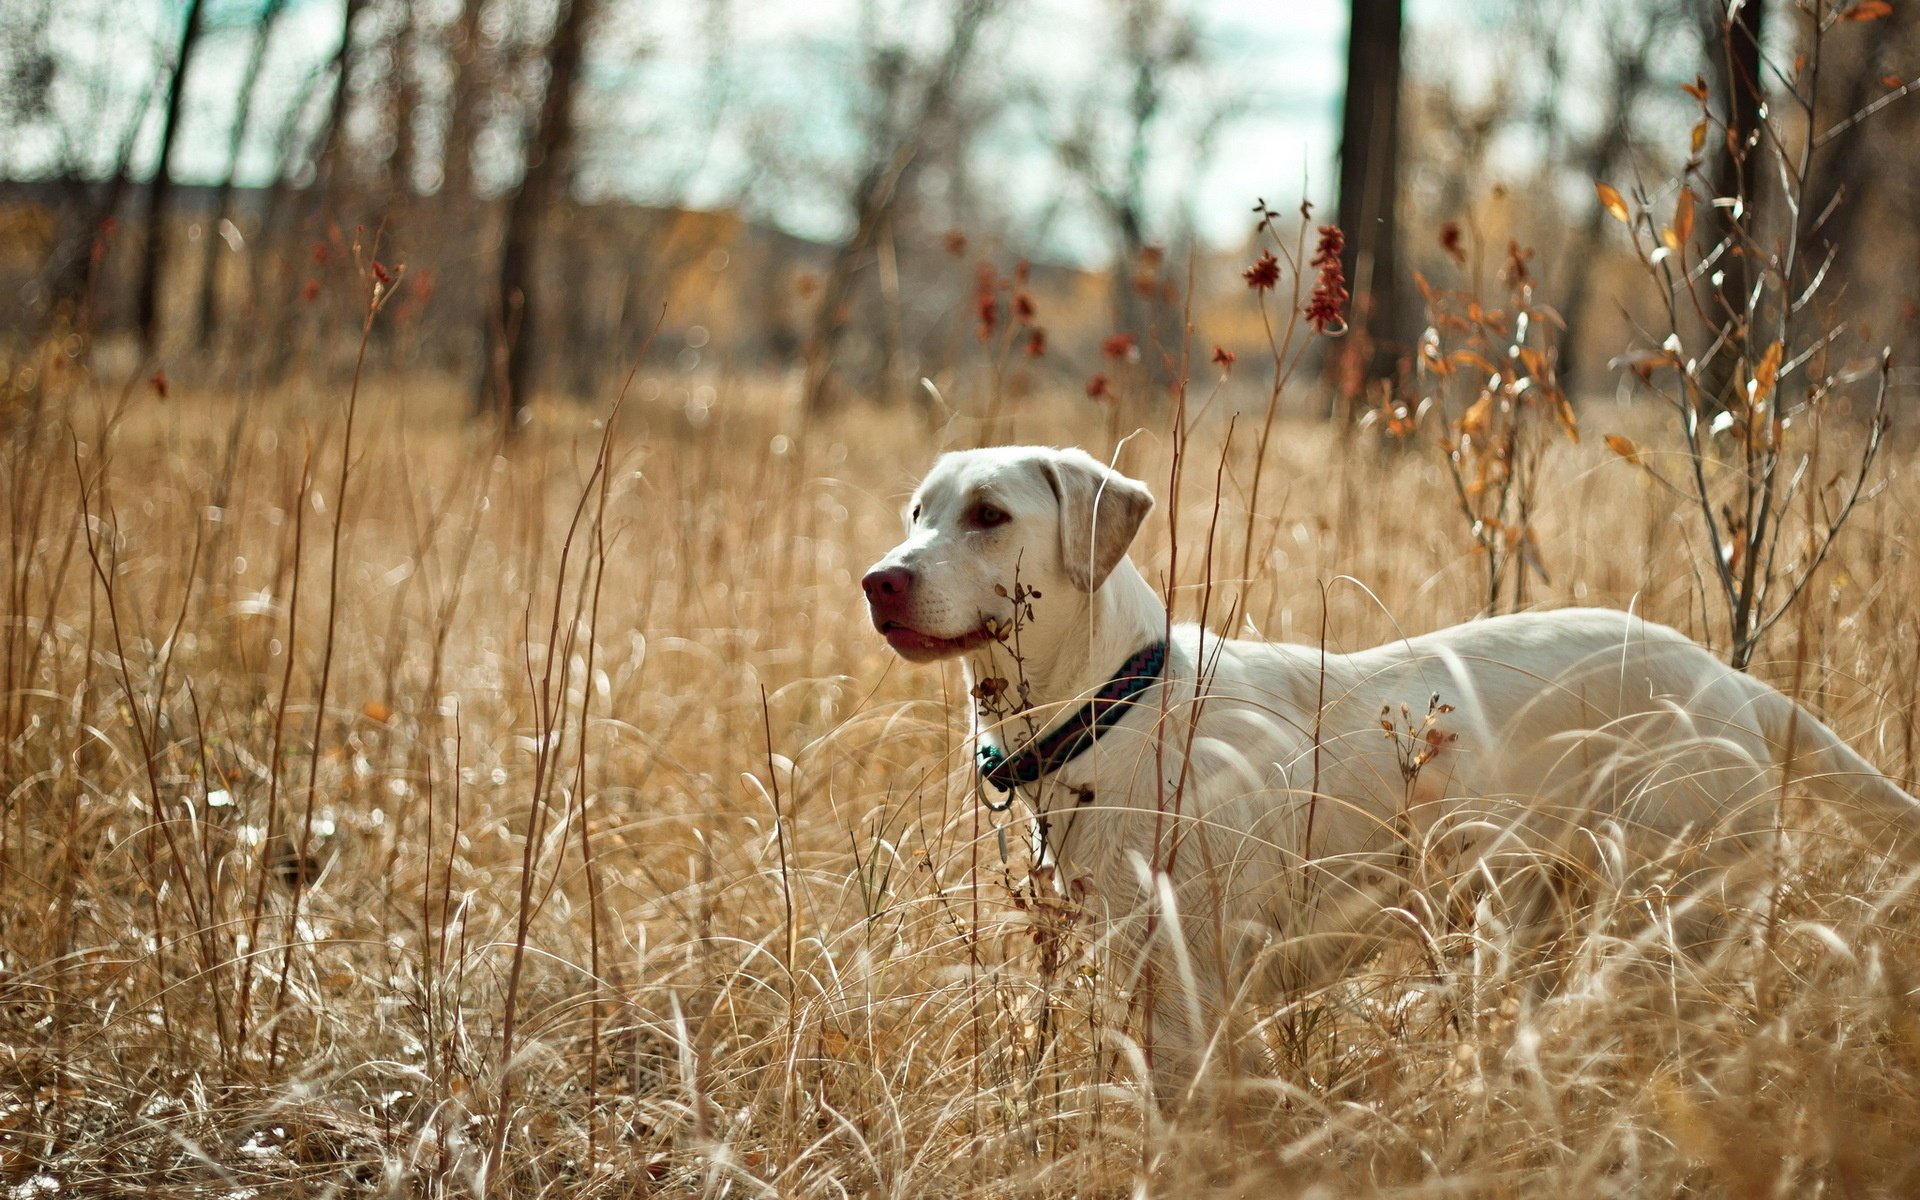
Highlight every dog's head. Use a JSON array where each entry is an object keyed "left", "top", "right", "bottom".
[{"left": 862, "top": 446, "right": 1154, "bottom": 663}]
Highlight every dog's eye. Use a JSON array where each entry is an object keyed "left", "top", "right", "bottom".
[
  {"left": 973, "top": 502, "right": 1009, "bottom": 529},
  {"left": 910, "top": 504, "right": 921, "bottom": 524}
]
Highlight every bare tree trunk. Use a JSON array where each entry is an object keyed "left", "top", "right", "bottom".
[
  {"left": 196, "top": 0, "right": 287, "bottom": 350},
  {"left": 1107, "top": 4, "right": 1160, "bottom": 351},
  {"left": 1107, "top": 203, "right": 1145, "bottom": 347},
  {"left": 801, "top": 148, "right": 912, "bottom": 412},
  {"left": 802, "top": 0, "right": 997, "bottom": 413},
  {"left": 135, "top": 0, "right": 207, "bottom": 358},
  {"left": 437, "top": 0, "right": 489, "bottom": 376},
  {"left": 296, "top": 0, "right": 370, "bottom": 272},
  {"left": 1559, "top": 21, "right": 1660, "bottom": 384},
  {"left": 478, "top": 0, "right": 594, "bottom": 426},
  {"left": 47, "top": 77, "right": 151, "bottom": 346},
  {"left": 388, "top": 2, "right": 420, "bottom": 201},
  {"left": 442, "top": 0, "right": 486, "bottom": 205},
  {"left": 250, "top": 61, "right": 341, "bottom": 385},
  {"left": 1335, "top": 0, "right": 1404, "bottom": 381},
  {"left": 1803, "top": 9, "right": 1891, "bottom": 297},
  {"left": 1702, "top": 0, "right": 1765, "bottom": 410}
]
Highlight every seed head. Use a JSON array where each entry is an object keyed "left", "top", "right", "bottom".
[
  {"left": 1305, "top": 226, "right": 1349, "bottom": 334},
  {"left": 1243, "top": 251, "right": 1280, "bottom": 292}
]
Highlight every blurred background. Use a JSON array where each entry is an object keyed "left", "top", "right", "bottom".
[
  {"left": 6, "top": 11, "right": 1920, "bottom": 1190},
  {"left": 0, "top": 0, "right": 1915, "bottom": 420}
]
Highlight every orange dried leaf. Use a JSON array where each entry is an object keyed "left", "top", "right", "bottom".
[
  {"left": 1673, "top": 187, "right": 1695, "bottom": 247},
  {"left": 1595, "top": 182, "right": 1629, "bottom": 224},
  {"left": 1529, "top": 302, "right": 1568, "bottom": 330},
  {"left": 1845, "top": 0, "right": 1894, "bottom": 20},
  {"left": 1612, "top": 347, "right": 1675, "bottom": 375},
  {"left": 1450, "top": 349, "right": 1500, "bottom": 376},
  {"left": 1605, "top": 434, "right": 1642, "bottom": 465},
  {"left": 1753, "top": 340, "right": 1784, "bottom": 404},
  {"left": 1690, "top": 120, "right": 1708, "bottom": 157},
  {"left": 1460, "top": 393, "right": 1495, "bottom": 435},
  {"left": 362, "top": 701, "right": 393, "bottom": 724}
]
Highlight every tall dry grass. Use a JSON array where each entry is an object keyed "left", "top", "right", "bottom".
[{"left": 3, "top": 331, "right": 1920, "bottom": 1197}]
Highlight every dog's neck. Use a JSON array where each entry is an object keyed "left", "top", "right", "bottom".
[{"left": 964, "top": 557, "right": 1167, "bottom": 744}]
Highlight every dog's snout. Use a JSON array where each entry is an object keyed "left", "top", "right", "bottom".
[{"left": 862, "top": 565, "right": 914, "bottom": 602}]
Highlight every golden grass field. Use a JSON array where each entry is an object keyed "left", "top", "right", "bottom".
[{"left": 3, "top": 354, "right": 1920, "bottom": 1197}]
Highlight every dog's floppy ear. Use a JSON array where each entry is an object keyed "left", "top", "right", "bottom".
[{"left": 1038, "top": 451, "right": 1154, "bottom": 592}]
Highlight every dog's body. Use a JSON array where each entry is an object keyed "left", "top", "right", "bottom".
[{"left": 863, "top": 446, "right": 1920, "bottom": 1095}]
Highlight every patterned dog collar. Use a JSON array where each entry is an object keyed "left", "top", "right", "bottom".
[{"left": 977, "top": 640, "right": 1169, "bottom": 793}]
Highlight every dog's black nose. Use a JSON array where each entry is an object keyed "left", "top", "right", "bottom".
[{"left": 862, "top": 566, "right": 913, "bottom": 600}]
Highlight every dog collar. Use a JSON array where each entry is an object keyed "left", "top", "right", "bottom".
[{"left": 977, "top": 640, "right": 1169, "bottom": 793}]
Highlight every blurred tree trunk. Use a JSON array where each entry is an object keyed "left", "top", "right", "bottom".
[
  {"left": 46, "top": 85, "right": 148, "bottom": 345},
  {"left": 1077, "top": 0, "right": 1198, "bottom": 374},
  {"left": 1335, "top": 0, "right": 1404, "bottom": 383},
  {"left": 314, "top": 0, "right": 368, "bottom": 193},
  {"left": 295, "top": 0, "right": 369, "bottom": 274},
  {"left": 1559, "top": 16, "right": 1664, "bottom": 384},
  {"left": 1107, "top": 0, "right": 1170, "bottom": 354},
  {"left": 802, "top": 147, "right": 911, "bottom": 412},
  {"left": 246, "top": 64, "right": 337, "bottom": 384},
  {"left": 442, "top": 0, "right": 486, "bottom": 204},
  {"left": 438, "top": 0, "right": 488, "bottom": 372},
  {"left": 802, "top": 0, "right": 998, "bottom": 414},
  {"left": 1701, "top": 0, "right": 1765, "bottom": 410},
  {"left": 388, "top": 3, "right": 420, "bottom": 201},
  {"left": 134, "top": 0, "right": 207, "bottom": 358},
  {"left": 196, "top": 0, "right": 287, "bottom": 350},
  {"left": 479, "top": 0, "right": 593, "bottom": 426},
  {"left": 1802, "top": 8, "right": 1893, "bottom": 301}
]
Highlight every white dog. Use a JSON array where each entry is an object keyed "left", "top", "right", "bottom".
[{"left": 862, "top": 445, "right": 1920, "bottom": 1098}]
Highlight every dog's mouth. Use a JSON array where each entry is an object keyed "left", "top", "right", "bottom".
[{"left": 876, "top": 620, "right": 997, "bottom": 662}]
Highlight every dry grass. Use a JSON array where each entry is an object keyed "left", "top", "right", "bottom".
[{"left": 4, "top": 352, "right": 1920, "bottom": 1198}]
